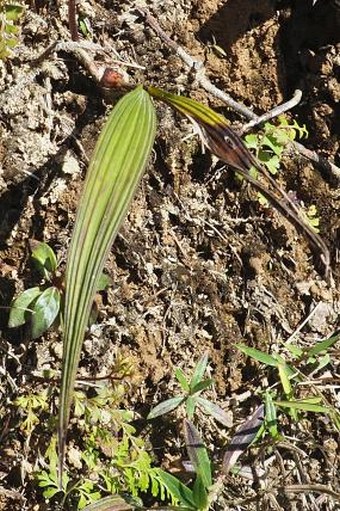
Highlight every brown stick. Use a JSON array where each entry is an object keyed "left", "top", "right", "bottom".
[{"left": 68, "top": 0, "right": 79, "bottom": 41}]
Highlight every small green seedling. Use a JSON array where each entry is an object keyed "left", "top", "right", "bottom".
[
  {"left": 0, "top": 3, "right": 24, "bottom": 59},
  {"left": 245, "top": 115, "right": 308, "bottom": 177},
  {"left": 8, "top": 241, "right": 61, "bottom": 339},
  {"left": 156, "top": 420, "right": 213, "bottom": 510},
  {"left": 236, "top": 332, "right": 340, "bottom": 431},
  {"left": 17, "top": 367, "right": 173, "bottom": 510},
  {"left": 8, "top": 241, "right": 112, "bottom": 339},
  {"left": 244, "top": 115, "right": 320, "bottom": 228},
  {"left": 147, "top": 353, "right": 231, "bottom": 427}
]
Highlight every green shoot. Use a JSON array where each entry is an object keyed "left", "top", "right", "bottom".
[
  {"left": 236, "top": 332, "right": 340, "bottom": 434},
  {"left": 147, "top": 354, "right": 231, "bottom": 427},
  {"left": 8, "top": 241, "right": 61, "bottom": 339}
]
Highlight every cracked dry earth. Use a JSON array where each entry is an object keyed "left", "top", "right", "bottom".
[{"left": 0, "top": 0, "right": 339, "bottom": 510}]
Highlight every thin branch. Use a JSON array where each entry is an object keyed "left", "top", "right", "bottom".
[
  {"left": 137, "top": 7, "right": 255, "bottom": 119},
  {"left": 139, "top": 7, "right": 340, "bottom": 182},
  {"left": 68, "top": 0, "right": 79, "bottom": 41},
  {"left": 30, "top": 40, "right": 131, "bottom": 88},
  {"left": 240, "top": 89, "right": 303, "bottom": 133}
]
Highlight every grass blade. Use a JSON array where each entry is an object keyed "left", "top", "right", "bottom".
[
  {"left": 274, "top": 399, "right": 329, "bottom": 413},
  {"left": 236, "top": 344, "right": 279, "bottom": 367},
  {"left": 155, "top": 469, "right": 196, "bottom": 509},
  {"left": 183, "top": 419, "right": 212, "bottom": 489},
  {"left": 265, "top": 392, "right": 278, "bottom": 438},
  {"left": 223, "top": 404, "right": 264, "bottom": 474},
  {"left": 305, "top": 333, "right": 339, "bottom": 358},
  {"left": 147, "top": 396, "right": 185, "bottom": 419},
  {"left": 196, "top": 397, "right": 232, "bottom": 428},
  {"left": 190, "top": 353, "right": 209, "bottom": 389},
  {"left": 59, "top": 86, "right": 156, "bottom": 474}
]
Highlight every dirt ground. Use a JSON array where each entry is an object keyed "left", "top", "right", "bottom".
[{"left": 0, "top": 0, "right": 339, "bottom": 510}]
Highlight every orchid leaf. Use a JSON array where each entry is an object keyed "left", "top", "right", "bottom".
[{"left": 59, "top": 86, "right": 156, "bottom": 473}]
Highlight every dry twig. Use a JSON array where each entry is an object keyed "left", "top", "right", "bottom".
[{"left": 138, "top": 7, "right": 340, "bottom": 182}]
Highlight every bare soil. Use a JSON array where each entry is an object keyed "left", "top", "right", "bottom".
[{"left": 0, "top": 0, "right": 339, "bottom": 510}]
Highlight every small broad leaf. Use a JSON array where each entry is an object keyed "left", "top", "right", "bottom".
[
  {"left": 236, "top": 344, "right": 279, "bottom": 367},
  {"left": 96, "top": 273, "right": 113, "bottom": 292},
  {"left": 147, "top": 396, "right": 185, "bottom": 419},
  {"left": 4, "top": 4, "right": 24, "bottom": 21},
  {"left": 183, "top": 419, "right": 212, "bottom": 489},
  {"left": 196, "top": 397, "right": 232, "bottom": 428},
  {"left": 31, "top": 287, "right": 60, "bottom": 339},
  {"left": 244, "top": 133, "right": 258, "bottom": 150},
  {"left": 285, "top": 343, "right": 303, "bottom": 358},
  {"left": 42, "top": 487, "right": 60, "bottom": 499},
  {"left": 190, "top": 353, "right": 209, "bottom": 389},
  {"left": 8, "top": 286, "right": 42, "bottom": 328},
  {"left": 223, "top": 404, "right": 265, "bottom": 474},
  {"left": 155, "top": 469, "right": 196, "bottom": 509},
  {"left": 30, "top": 241, "right": 58, "bottom": 276},
  {"left": 175, "top": 368, "right": 190, "bottom": 392}
]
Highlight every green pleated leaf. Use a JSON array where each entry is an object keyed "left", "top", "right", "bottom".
[
  {"left": 147, "top": 86, "right": 256, "bottom": 172},
  {"left": 147, "top": 86, "right": 225, "bottom": 129},
  {"left": 59, "top": 86, "right": 156, "bottom": 473}
]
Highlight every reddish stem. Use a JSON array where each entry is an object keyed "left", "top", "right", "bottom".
[{"left": 68, "top": 0, "right": 79, "bottom": 41}]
